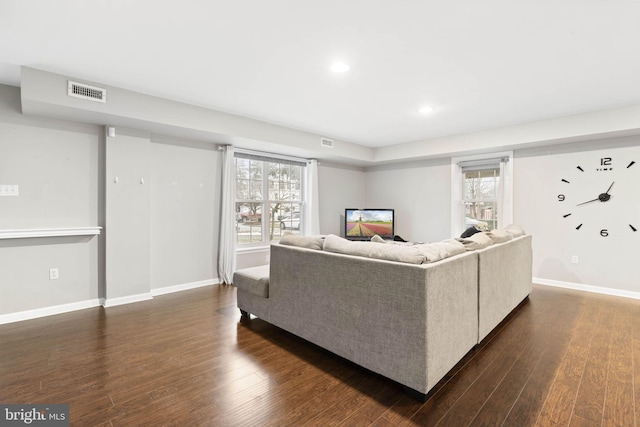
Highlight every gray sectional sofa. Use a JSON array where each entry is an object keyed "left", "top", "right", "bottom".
[{"left": 234, "top": 230, "right": 532, "bottom": 401}]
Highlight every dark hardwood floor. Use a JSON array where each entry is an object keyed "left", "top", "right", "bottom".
[{"left": 1, "top": 283, "right": 638, "bottom": 426}]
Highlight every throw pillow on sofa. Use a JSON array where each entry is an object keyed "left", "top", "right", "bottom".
[
  {"left": 370, "top": 234, "right": 386, "bottom": 243},
  {"left": 460, "top": 226, "right": 482, "bottom": 238}
]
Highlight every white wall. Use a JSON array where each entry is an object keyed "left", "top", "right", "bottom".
[
  {"left": 357, "top": 137, "right": 640, "bottom": 298},
  {"left": 4, "top": 72, "right": 640, "bottom": 321},
  {"left": 149, "top": 138, "right": 219, "bottom": 290},
  {"left": 0, "top": 84, "right": 222, "bottom": 320},
  {"left": 0, "top": 84, "right": 103, "bottom": 317},
  {"left": 318, "top": 163, "right": 366, "bottom": 236},
  {"left": 355, "top": 135, "right": 639, "bottom": 298},
  {"left": 0, "top": 93, "right": 101, "bottom": 229},
  {"left": 241, "top": 139, "right": 638, "bottom": 299},
  {"left": 364, "top": 159, "right": 452, "bottom": 243},
  {"left": 0, "top": 236, "right": 97, "bottom": 316},
  {"left": 105, "top": 129, "right": 151, "bottom": 303},
  {"left": 513, "top": 137, "right": 640, "bottom": 295}
]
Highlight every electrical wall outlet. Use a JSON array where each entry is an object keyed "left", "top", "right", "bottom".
[
  {"left": 49, "top": 268, "right": 59, "bottom": 280},
  {"left": 571, "top": 256, "right": 579, "bottom": 264}
]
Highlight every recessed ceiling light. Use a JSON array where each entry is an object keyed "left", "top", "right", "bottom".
[
  {"left": 331, "top": 62, "right": 350, "bottom": 73},
  {"left": 418, "top": 106, "right": 435, "bottom": 114}
]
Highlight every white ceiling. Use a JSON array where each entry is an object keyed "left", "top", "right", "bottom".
[{"left": 2, "top": 0, "right": 640, "bottom": 148}]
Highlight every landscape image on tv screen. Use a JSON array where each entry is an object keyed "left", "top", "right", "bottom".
[{"left": 345, "top": 209, "right": 394, "bottom": 239}]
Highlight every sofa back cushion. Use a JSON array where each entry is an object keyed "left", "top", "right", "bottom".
[
  {"left": 414, "top": 239, "right": 466, "bottom": 262},
  {"left": 323, "top": 234, "right": 425, "bottom": 264},
  {"left": 279, "top": 231, "right": 325, "bottom": 250},
  {"left": 504, "top": 224, "right": 526, "bottom": 237},
  {"left": 486, "top": 229, "right": 513, "bottom": 244}
]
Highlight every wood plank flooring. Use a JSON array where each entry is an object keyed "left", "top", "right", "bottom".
[{"left": 1, "top": 283, "right": 639, "bottom": 426}]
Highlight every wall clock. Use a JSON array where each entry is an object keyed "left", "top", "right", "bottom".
[{"left": 558, "top": 156, "right": 637, "bottom": 237}]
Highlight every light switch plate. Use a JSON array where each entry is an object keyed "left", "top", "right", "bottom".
[{"left": 0, "top": 184, "right": 19, "bottom": 196}]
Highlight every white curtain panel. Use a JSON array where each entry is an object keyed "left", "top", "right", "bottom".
[
  {"left": 218, "top": 145, "right": 236, "bottom": 284},
  {"left": 303, "top": 159, "right": 320, "bottom": 235},
  {"left": 498, "top": 158, "right": 513, "bottom": 229}
]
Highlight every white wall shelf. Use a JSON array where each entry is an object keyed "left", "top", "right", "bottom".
[{"left": 0, "top": 227, "right": 102, "bottom": 240}]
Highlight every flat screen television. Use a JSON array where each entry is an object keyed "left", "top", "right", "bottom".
[{"left": 345, "top": 208, "right": 395, "bottom": 240}]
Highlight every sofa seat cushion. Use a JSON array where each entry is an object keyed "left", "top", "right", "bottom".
[{"left": 233, "top": 265, "right": 270, "bottom": 298}]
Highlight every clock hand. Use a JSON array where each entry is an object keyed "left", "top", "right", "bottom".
[
  {"left": 605, "top": 181, "right": 614, "bottom": 195},
  {"left": 577, "top": 184, "right": 614, "bottom": 206},
  {"left": 577, "top": 197, "right": 601, "bottom": 206}
]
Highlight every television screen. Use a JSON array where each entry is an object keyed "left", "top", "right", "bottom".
[{"left": 345, "top": 208, "right": 395, "bottom": 240}]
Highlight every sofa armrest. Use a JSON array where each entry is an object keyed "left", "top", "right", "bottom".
[{"left": 477, "top": 234, "right": 533, "bottom": 342}]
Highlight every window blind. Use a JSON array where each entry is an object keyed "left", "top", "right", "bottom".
[
  {"left": 458, "top": 157, "right": 508, "bottom": 172},
  {"left": 234, "top": 149, "right": 307, "bottom": 167}
]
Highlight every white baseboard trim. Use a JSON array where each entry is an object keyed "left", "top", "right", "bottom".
[
  {"left": 151, "top": 278, "right": 219, "bottom": 297},
  {"left": 102, "top": 293, "right": 153, "bottom": 308},
  {"left": 0, "top": 299, "right": 102, "bottom": 325},
  {"left": 0, "top": 279, "right": 222, "bottom": 325},
  {"left": 534, "top": 277, "right": 640, "bottom": 300}
]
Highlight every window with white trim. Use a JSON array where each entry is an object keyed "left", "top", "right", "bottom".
[
  {"left": 452, "top": 153, "right": 513, "bottom": 236},
  {"left": 235, "top": 152, "right": 305, "bottom": 245}
]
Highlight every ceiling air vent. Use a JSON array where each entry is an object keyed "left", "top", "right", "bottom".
[
  {"left": 68, "top": 80, "right": 107, "bottom": 103},
  {"left": 320, "top": 137, "right": 334, "bottom": 148}
]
